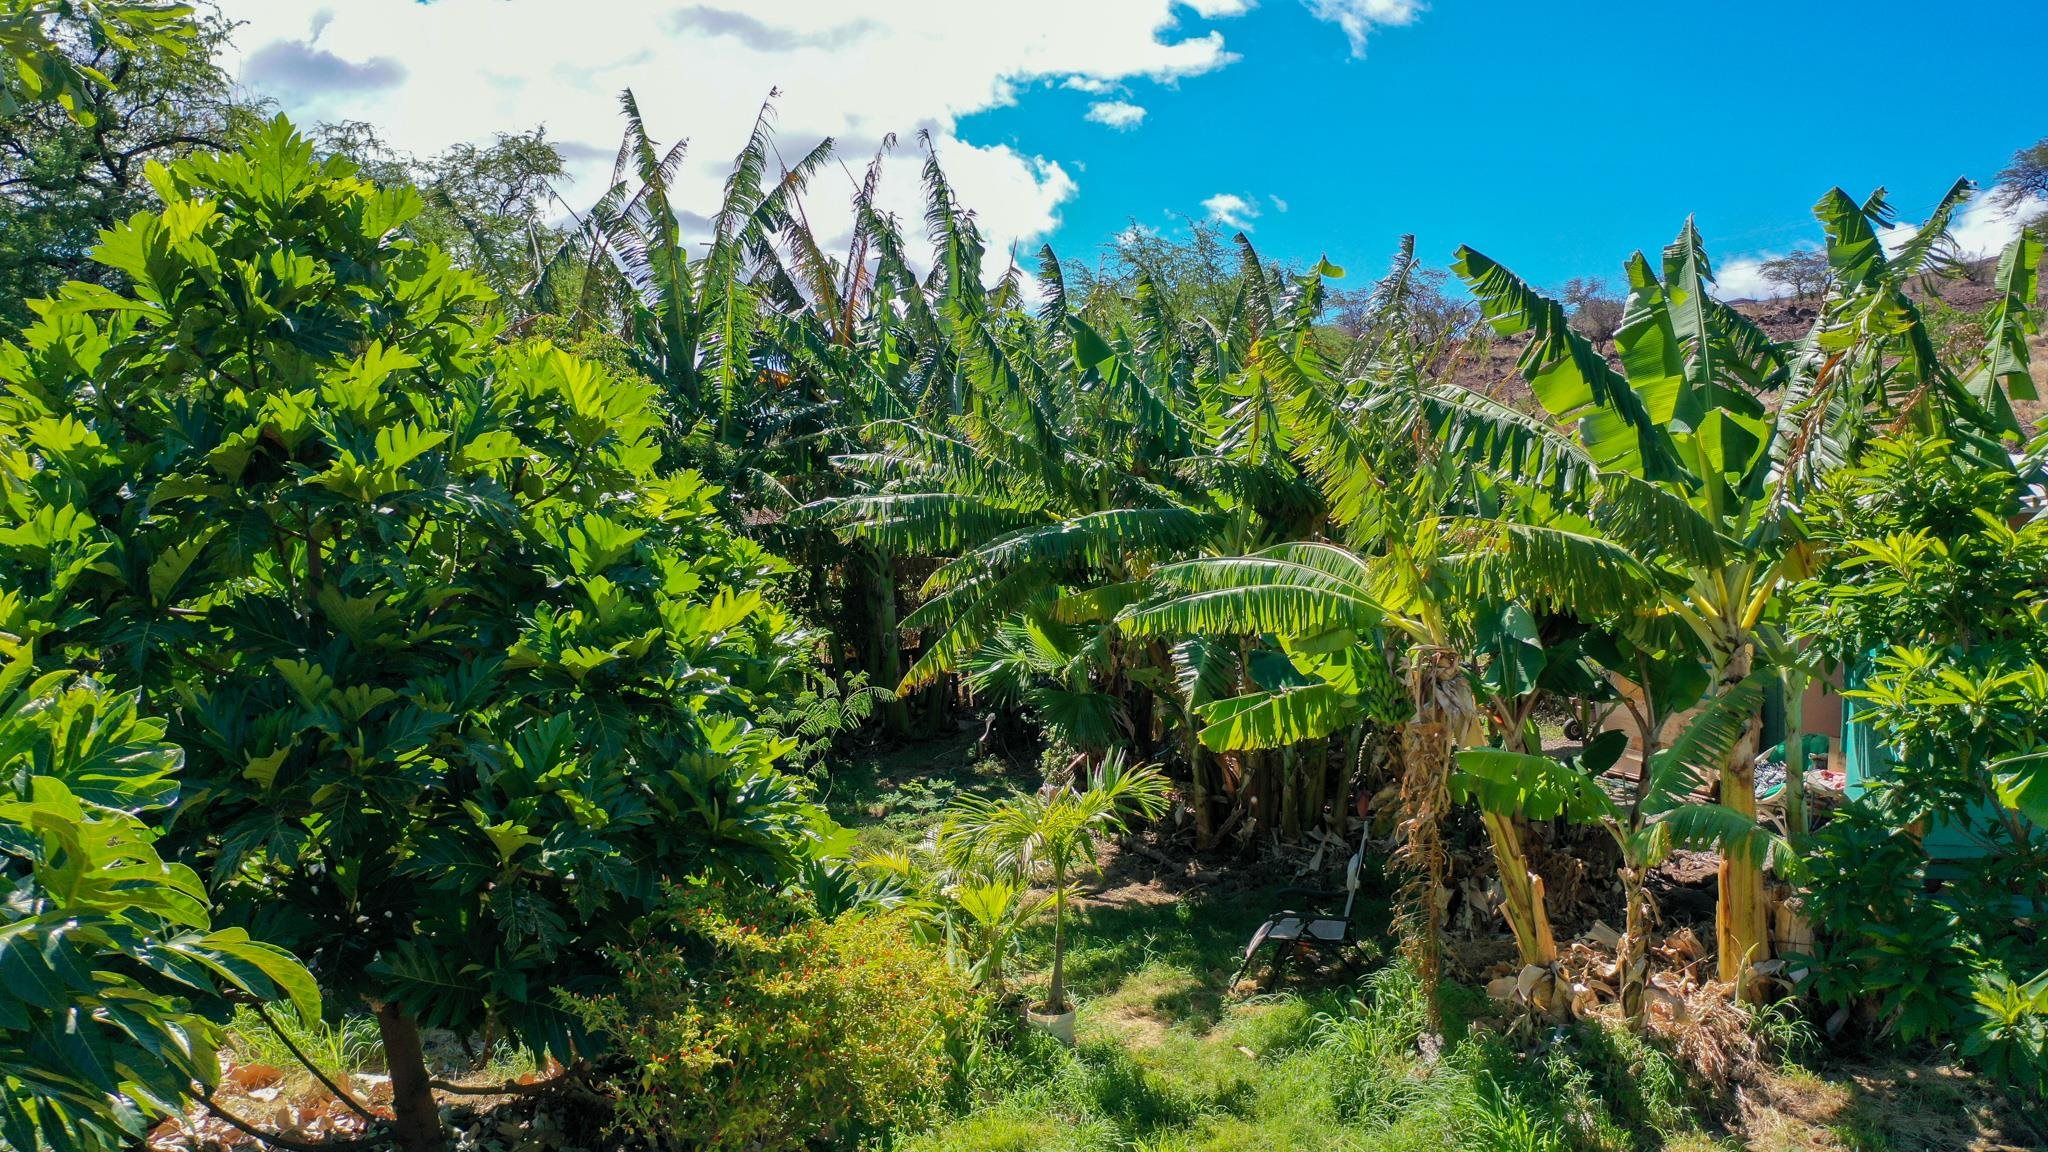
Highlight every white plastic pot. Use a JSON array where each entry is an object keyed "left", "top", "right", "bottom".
[{"left": 1024, "top": 1003, "right": 1076, "bottom": 1045}]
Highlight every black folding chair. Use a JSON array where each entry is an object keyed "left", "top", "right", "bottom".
[{"left": 1230, "top": 837, "right": 1366, "bottom": 989}]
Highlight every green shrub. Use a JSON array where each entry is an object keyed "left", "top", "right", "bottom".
[
  {"left": 0, "top": 654, "right": 315, "bottom": 1152},
  {"left": 1962, "top": 968, "right": 2048, "bottom": 1106},
  {"left": 1791, "top": 433, "right": 2048, "bottom": 1090},
  {"left": 1796, "top": 798, "right": 1983, "bottom": 1044},
  {"left": 0, "top": 115, "right": 828, "bottom": 1147},
  {"left": 573, "top": 880, "right": 974, "bottom": 1151}
]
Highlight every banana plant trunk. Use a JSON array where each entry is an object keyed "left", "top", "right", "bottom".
[
  {"left": 1479, "top": 811, "right": 1558, "bottom": 969},
  {"left": 1302, "top": 741, "right": 1330, "bottom": 841},
  {"left": 1617, "top": 862, "right": 1652, "bottom": 1028},
  {"left": 1491, "top": 709, "right": 1559, "bottom": 972},
  {"left": 1280, "top": 747, "right": 1302, "bottom": 843},
  {"left": 376, "top": 1001, "right": 448, "bottom": 1152},
  {"left": 1714, "top": 644, "right": 1768, "bottom": 1000},
  {"left": 1187, "top": 743, "right": 1216, "bottom": 848},
  {"left": 1396, "top": 647, "right": 1462, "bottom": 1028},
  {"left": 1780, "top": 666, "right": 1810, "bottom": 846},
  {"left": 849, "top": 543, "right": 910, "bottom": 737}
]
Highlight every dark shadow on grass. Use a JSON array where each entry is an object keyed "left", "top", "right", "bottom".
[
  {"left": 821, "top": 727, "right": 1034, "bottom": 850},
  {"left": 1033, "top": 884, "right": 1401, "bottom": 1031},
  {"left": 1073, "top": 1041, "right": 1203, "bottom": 1131}
]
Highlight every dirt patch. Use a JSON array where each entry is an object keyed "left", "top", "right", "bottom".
[
  {"left": 1095, "top": 1003, "right": 1175, "bottom": 1049},
  {"left": 1733, "top": 1061, "right": 2043, "bottom": 1152},
  {"left": 1077, "top": 837, "right": 1253, "bottom": 909}
]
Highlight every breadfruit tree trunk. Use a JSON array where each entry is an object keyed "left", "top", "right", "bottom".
[{"left": 376, "top": 1001, "right": 447, "bottom": 1152}]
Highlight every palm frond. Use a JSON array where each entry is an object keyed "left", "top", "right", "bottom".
[
  {"left": 921, "top": 508, "right": 1215, "bottom": 596},
  {"left": 1422, "top": 384, "right": 1597, "bottom": 497},
  {"left": 1588, "top": 472, "right": 1728, "bottom": 571},
  {"left": 1119, "top": 553, "right": 1386, "bottom": 640},
  {"left": 1453, "top": 246, "right": 1678, "bottom": 480},
  {"left": 814, "top": 492, "right": 1044, "bottom": 555},
  {"left": 1451, "top": 748, "right": 1619, "bottom": 824},
  {"left": 1655, "top": 802, "right": 1795, "bottom": 874}
]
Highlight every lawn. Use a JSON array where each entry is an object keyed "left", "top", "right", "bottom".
[{"left": 846, "top": 741, "right": 2039, "bottom": 1152}]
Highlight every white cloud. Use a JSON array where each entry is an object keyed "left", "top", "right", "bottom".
[
  {"left": 1062, "top": 75, "right": 1121, "bottom": 93},
  {"left": 1183, "top": 0, "right": 1258, "bottom": 14},
  {"left": 212, "top": 1, "right": 1244, "bottom": 276},
  {"left": 1711, "top": 255, "right": 1787, "bottom": 301},
  {"left": 1269, "top": 194, "right": 1289, "bottom": 212},
  {"left": 1304, "top": 0, "right": 1427, "bottom": 57},
  {"left": 1878, "top": 185, "right": 2048, "bottom": 260},
  {"left": 1714, "top": 182, "right": 2048, "bottom": 300},
  {"left": 1202, "top": 192, "right": 1260, "bottom": 230},
  {"left": 1085, "top": 100, "right": 1148, "bottom": 130}
]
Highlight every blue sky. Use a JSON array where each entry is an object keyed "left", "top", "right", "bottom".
[
  {"left": 963, "top": 0, "right": 2046, "bottom": 291},
  {"left": 218, "top": 1, "right": 2046, "bottom": 298}
]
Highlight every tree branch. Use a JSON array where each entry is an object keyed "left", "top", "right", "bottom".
[
  {"left": 199, "top": 1093, "right": 371, "bottom": 1152},
  {"left": 253, "top": 1002, "right": 379, "bottom": 1124},
  {"left": 429, "top": 1062, "right": 583, "bottom": 1097}
]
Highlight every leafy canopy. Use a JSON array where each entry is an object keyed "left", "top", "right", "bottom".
[
  {"left": 0, "top": 650, "right": 314, "bottom": 1152},
  {"left": 0, "top": 116, "right": 826, "bottom": 1058}
]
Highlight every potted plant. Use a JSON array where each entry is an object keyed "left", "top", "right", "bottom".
[{"left": 957, "top": 754, "right": 1170, "bottom": 1043}]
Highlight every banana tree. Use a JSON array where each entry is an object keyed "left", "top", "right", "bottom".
[
  {"left": 1454, "top": 674, "right": 1795, "bottom": 1026},
  {"left": 1447, "top": 204, "right": 2040, "bottom": 996},
  {"left": 1775, "top": 182, "right": 2032, "bottom": 488},
  {"left": 1117, "top": 526, "right": 1650, "bottom": 980},
  {"left": 810, "top": 224, "right": 1327, "bottom": 832},
  {"left": 1116, "top": 241, "right": 1661, "bottom": 1001}
]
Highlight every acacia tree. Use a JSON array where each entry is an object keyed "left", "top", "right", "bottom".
[
  {"left": 1993, "top": 137, "right": 2048, "bottom": 213},
  {"left": 0, "top": 120, "right": 823, "bottom": 1151},
  {"left": 1759, "top": 251, "right": 1829, "bottom": 300},
  {"left": 0, "top": 0, "right": 193, "bottom": 121},
  {"left": 1560, "top": 276, "right": 1624, "bottom": 342},
  {"left": 0, "top": 1, "right": 247, "bottom": 327}
]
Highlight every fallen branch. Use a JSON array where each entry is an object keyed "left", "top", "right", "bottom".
[
  {"left": 198, "top": 1093, "right": 367, "bottom": 1152},
  {"left": 1124, "top": 840, "right": 1183, "bottom": 871},
  {"left": 253, "top": 1002, "right": 379, "bottom": 1124},
  {"left": 429, "top": 1062, "right": 583, "bottom": 1097}
]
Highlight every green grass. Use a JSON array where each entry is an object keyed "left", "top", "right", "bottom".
[
  {"left": 222, "top": 1004, "right": 543, "bottom": 1092},
  {"left": 827, "top": 738, "right": 1980, "bottom": 1152},
  {"left": 224, "top": 1005, "right": 384, "bottom": 1078},
  {"left": 894, "top": 884, "right": 1715, "bottom": 1152},
  {"left": 816, "top": 727, "right": 1032, "bottom": 854}
]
